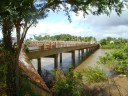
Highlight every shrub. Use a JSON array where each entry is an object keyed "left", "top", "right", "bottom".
[
  {"left": 97, "top": 43, "right": 128, "bottom": 76},
  {"left": 20, "top": 75, "right": 42, "bottom": 96},
  {"left": 52, "top": 68, "right": 82, "bottom": 96},
  {"left": 114, "top": 59, "right": 128, "bottom": 75},
  {"left": 83, "top": 67, "right": 107, "bottom": 84}
]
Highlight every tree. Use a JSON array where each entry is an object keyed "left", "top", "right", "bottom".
[
  {"left": 0, "top": 0, "right": 127, "bottom": 96},
  {"left": 100, "top": 38, "right": 107, "bottom": 45}
]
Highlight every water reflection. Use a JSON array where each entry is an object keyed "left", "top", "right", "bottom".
[
  {"left": 31, "top": 49, "right": 113, "bottom": 83},
  {"left": 75, "top": 49, "right": 113, "bottom": 77},
  {"left": 31, "top": 50, "right": 83, "bottom": 72}
]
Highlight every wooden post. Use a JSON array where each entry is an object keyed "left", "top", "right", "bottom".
[
  {"left": 60, "top": 53, "right": 62, "bottom": 63},
  {"left": 37, "top": 58, "right": 42, "bottom": 76}
]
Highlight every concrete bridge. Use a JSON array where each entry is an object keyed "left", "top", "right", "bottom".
[{"left": 26, "top": 41, "right": 100, "bottom": 75}]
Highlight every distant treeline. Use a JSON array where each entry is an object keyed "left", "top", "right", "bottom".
[
  {"left": 28, "top": 34, "right": 96, "bottom": 42},
  {"left": 100, "top": 37, "right": 128, "bottom": 49}
]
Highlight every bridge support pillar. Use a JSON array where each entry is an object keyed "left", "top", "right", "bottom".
[
  {"left": 78, "top": 50, "right": 80, "bottom": 56},
  {"left": 86, "top": 48, "right": 89, "bottom": 56},
  {"left": 60, "top": 53, "right": 62, "bottom": 63},
  {"left": 90, "top": 48, "right": 92, "bottom": 52},
  {"left": 81, "top": 49, "right": 84, "bottom": 59},
  {"left": 37, "top": 58, "right": 42, "bottom": 76},
  {"left": 54, "top": 54, "right": 58, "bottom": 70},
  {"left": 72, "top": 50, "right": 75, "bottom": 67}
]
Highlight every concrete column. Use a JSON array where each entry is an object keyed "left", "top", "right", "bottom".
[
  {"left": 72, "top": 50, "right": 75, "bottom": 66},
  {"left": 78, "top": 50, "right": 80, "bottom": 57},
  {"left": 78, "top": 50, "right": 81, "bottom": 62},
  {"left": 82, "top": 49, "right": 84, "bottom": 53},
  {"left": 60, "top": 53, "right": 62, "bottom": 63},
  {"left": 81, "top": 49, "right": 84, "bottom": 59},
  {"left": 54, "top": 54, "right": 58, "bottom": 70},
  {"left": 86, "top": 48, "right": 89, "bottom": 56},
  {"left": 37, "top": 58, "right": 42, "bottom": 76},
  {"left": 90, "top": 48, "right": 92, "bottom": 52}
]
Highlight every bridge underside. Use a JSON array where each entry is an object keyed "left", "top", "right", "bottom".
[
  {"left": 27, "top": 44, "right": 99, "bottom": 59},
  {"left": 27, "top": 44, "right": 100, "bottom": 76}
]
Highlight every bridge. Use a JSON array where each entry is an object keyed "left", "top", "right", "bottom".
[{"left": 26, "top": 41, "right": 100, "bottom": 75}]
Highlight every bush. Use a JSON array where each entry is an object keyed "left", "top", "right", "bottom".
[
  {"left": 83, "top": 67, "right": 107, "bottom": 84},
  {"left": 97, "top": 43, "right": 128, "bottom": 76},
  {"left": 52, "top": 68, "right": 82, "bottom": 96},
  {"left": 114, "top": 59, "right": 128, "bottom": 75},
  {"left": 20, "top": 75, "right": 42, "bottom": 96}
]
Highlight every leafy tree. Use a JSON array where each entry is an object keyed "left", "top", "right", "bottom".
[
  {"left": 100, "top": 38, "right": 107, "bottom": 45},
  {"left": 33, "top": 34, "right": 97, "bottom": 42},
  {"left": 0, "top": 0, "right": 127, "bottom": 95},
  {"left": 100, "top": 37, "right": 128, "bottom": 49}
]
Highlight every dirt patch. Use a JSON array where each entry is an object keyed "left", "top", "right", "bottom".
[
  {"left": 83, "top": 75, "right": 128, "bottom": 96},
  {"left": 107, "top": 75, "right": 128, "bottom": 96},
  {"left": 0, "top": 87, "right": 6, "bottom": 96}
]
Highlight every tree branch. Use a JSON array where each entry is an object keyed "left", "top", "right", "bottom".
[{"left": 38, "top": 0, "right": 62, "bottom": 14}]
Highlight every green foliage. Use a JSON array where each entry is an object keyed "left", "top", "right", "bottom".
[
  {"left": 83, "top": 67, "right": 107, "bottom": 84},
  {"left": 23, "top": 44, "right": 29, "bottom": 53},
  {"left": 0, "top": 48, "right": 17, "bottom": 95},
  {"left": 97, "top": 52, "right": 115, "bottom": 67},
  {"left": 100, "top": 37, "right": 128, "bottom": 49},
  {"left": 0, "top": 0, "right": 127, "bottom": 95},
  {"left": 0, "top": 50, "right": 6, "bottom": 85},
  {"left": 114, "top": 59, "right": 128, "bottom": 75},
  {"left": 53, "top": 68, "right": 82, "bottom": 96},
  {"left": 20, "top": 75, "right": 42, "bottom": 96},
  {"left": 33, "top": 34, "right": 97, "bottom": 42},
  {"left": 98, "top": 43, "right": 128, "bottom": 75},
  {"left": 0, "top": 48, "right": 14, "bottom": 86}
]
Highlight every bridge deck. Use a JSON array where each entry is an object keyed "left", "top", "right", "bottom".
[{"left": 27, "top": 41, "right": 99, "bottom": 59}]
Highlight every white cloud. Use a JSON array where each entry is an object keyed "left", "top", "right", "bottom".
[
  {"left": 1, "top": 10, "right": 128, "bottom": 41},
  {"left": 85, "top": 11, "right": 128, "bottom": 27},
  {"left": 71, "top": 11, "right": 86, "bottom": 22},
  {"left": 27, "top": 20, "right": 94, "bottom": 38}
]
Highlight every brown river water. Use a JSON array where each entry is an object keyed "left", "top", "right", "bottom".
[{"left": 75, "top": 49, "right": 113, "bottom": 76}]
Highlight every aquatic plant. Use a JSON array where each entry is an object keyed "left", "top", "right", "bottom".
[
  {"left": 83, "top": 67, "right": 107, "bottom": 84},
  {"left": 98, "top": 43, "right": 128, "bottom": 75},
  {"left": 52, "top": 68, "right": 82, "bottom": 96}
]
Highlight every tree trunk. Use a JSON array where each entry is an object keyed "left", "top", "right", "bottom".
[
  {"left": 2, "top": 18, "right": 20, "bottom": 96},
  {"left": 2, "top": 18, "right": 13, "bottom": 50}
]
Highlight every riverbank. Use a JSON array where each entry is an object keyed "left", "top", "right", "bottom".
[
  {"left": 74, "top": 49, "right": 128, "bottom": 96},
  {"left": 83, "top": 74, "right": 128, "bottom": 96}
]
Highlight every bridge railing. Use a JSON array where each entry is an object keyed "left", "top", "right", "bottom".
[{"left": 27, "top": 41, "right": 96, "bottom": 50}]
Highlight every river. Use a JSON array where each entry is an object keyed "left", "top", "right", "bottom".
[
  {"left": 31, "top": 49, "right": 112, "bottom": 76},
  {"left": 75, "top": 49, "right": 113, "bottom": 77}
]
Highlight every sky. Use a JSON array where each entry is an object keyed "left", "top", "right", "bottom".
[
  {"left": 26, "top": 10, "right": 128, "bottom": 41},
  {"left": 0, "top": 9, "right": 128, "bottom": 41}
]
